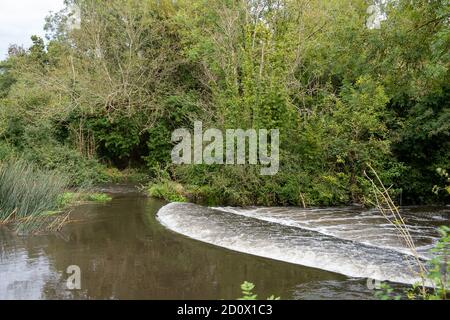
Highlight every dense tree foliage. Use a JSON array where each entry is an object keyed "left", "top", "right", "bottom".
[{"left": 0, "top": 0, "right": 448, "bottom": 205}]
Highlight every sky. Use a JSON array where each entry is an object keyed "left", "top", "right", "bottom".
[{"left": 0, "top": 0, "right": 65, "bottom": 59}]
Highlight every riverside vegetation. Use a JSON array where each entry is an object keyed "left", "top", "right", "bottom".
[
  {"left": 0, "top": 2, "right": 448, "bottom": 230},
  {"left": 366, "top": 164, "right": 449, "bottom": 300},
  {"left": 0, "top": 0, "right": 448, "bottom": 209},
  {"left": 0, "top": 160, "right": 112, "bottom": 233}
]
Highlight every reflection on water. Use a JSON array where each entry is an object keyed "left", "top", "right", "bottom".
[
  {"left": 0, "top": 185, "right": 447, "bottom": 299},
  {"left": 0, "top": 185, "right": 345, "bottom": 299}
]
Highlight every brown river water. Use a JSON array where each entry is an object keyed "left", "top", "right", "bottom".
[{"left": 0, "top": 184, "right": 448, "bottom": 299}]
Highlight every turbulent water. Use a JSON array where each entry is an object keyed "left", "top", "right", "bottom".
[
  {"left": 1, "top": 186, "right": 448, "bottom": 299},
  {"left": 157, "top": 203, "right": 449, "bottom": 285}
]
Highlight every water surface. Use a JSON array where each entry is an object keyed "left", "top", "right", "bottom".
[{"left": 0, "top": 185, "right": 447, "bottom": 299}]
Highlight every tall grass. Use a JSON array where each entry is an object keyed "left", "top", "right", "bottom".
[
  {"left": 364, "top": 163, "right": 430, "bottom": 297},
  {"left": 0, "top": 160, "right": 70, "bottom": 233}
]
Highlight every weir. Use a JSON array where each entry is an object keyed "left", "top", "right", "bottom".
[{"left": 157, "top": 203, "right": 447, "bottom": 285}]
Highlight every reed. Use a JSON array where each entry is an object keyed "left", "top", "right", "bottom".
[
  {"left": 364, "top": 163, "right": 428, "bottom": 297},
  {"left": 0, "top": 159, "right": 70, "bottom": 233}
]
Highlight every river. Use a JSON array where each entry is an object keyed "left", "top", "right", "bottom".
[{"left": 0, "top": 184, "right": 448, "bottom": 299}]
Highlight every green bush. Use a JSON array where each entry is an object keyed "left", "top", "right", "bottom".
[
  {"left": 21, "top": 144, "right": 110, "bottom": 186},
  {"left": 171, "top": 164, "right": 358, "bottom": 207}
]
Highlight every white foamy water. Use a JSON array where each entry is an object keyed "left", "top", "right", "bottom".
[
  {"left": 157, "top": 203, "right": 448, "bottom": 285},
  {"left": 212, "top": 206, "right": 445, "bottom": 259}
]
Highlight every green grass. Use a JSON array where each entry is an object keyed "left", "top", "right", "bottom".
[
  {"left": 87, "top": 193, "right": 112, "bottom": 202},
  {"left": 0, "top": 159, "right": 70, "bottom": 233},
  {"left": 57, "top": 191, "right": 113, "bottom": 205},
  {"left": 57, "top": 192, "right": 79, "bottom": 207},
  {"left": 148, "top": 180, "right": 187, "bottom": 202}
]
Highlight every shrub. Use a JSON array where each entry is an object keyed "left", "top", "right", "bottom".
[{"left": 21, "top": 144, "right": 110, "bottom": 186}]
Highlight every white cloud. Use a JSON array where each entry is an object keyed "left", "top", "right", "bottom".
[{"left": 0, "top": 0, "right": 65, "bottom": 59}]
